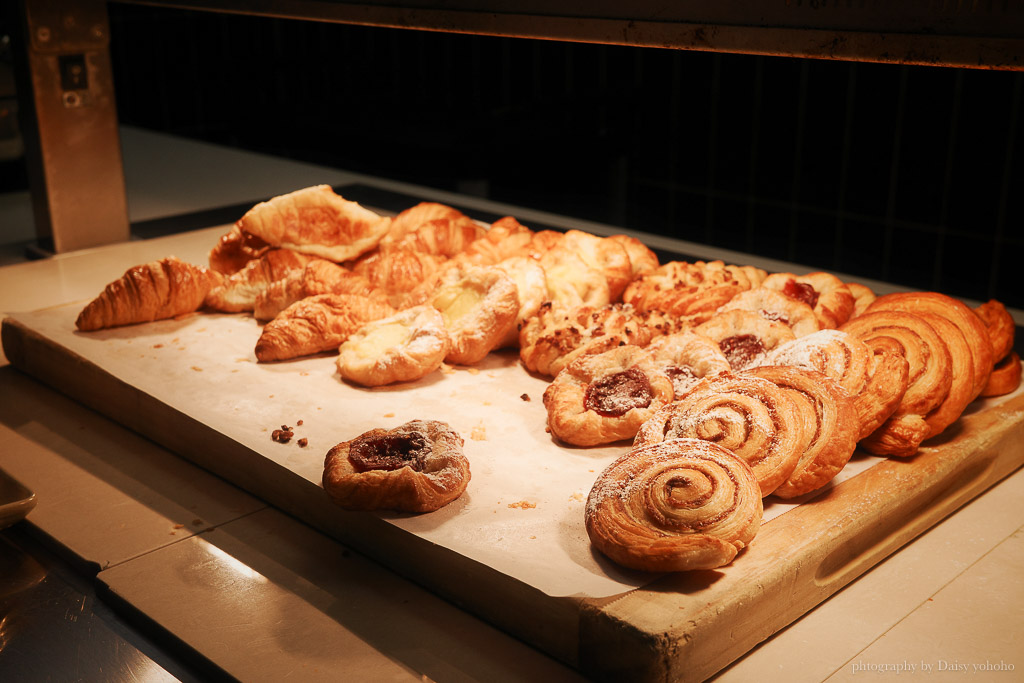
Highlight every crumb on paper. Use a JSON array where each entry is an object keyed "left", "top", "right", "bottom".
[
  {"left": 439, "top": 363, "right": 456, "bottom": 375},
  {"left": 268, "top": 394, "right": 274, "bottom": 399},
  {"left": 297, "top": 419, "right": 304, "bottom": 426},
  {"left": 196, "top": 327, "right": 206, "bottom": 333},
  {"left": 191, "top": 519, "right": 203, "bottom": 526},
  {"left": 520, "top": 393, "right": 531, "bottom": 402},
  {"left": 272, "top": 427, "right": 293, "bottom": 444},
  {"left": 482, "top": 401, "right": 492, "bottom": 406},
  {"left": 298, "top": 438, "right": 308, "bottom": 448},
  {"left": 231, "top": 369, "right": 239, "bottom": 373},
  {"left": 235, "top": 358, "right": 250, "bottom": 363},
  {"left": 153, "top": 343, "right": 163, "bottom": 349},
  {"left": 191, "top": 366, "right": 203, "bottom": 372},
  {"left": 383, "top": 412, "right": 395, "bottom": 418},
  {"left": 466, "top": 367, "right": 480, "bottom": 375},
  {"left": 508, "top": 500, "right": 536, "bottom": 510},
  {"left": 173, "top": 523, "right": 184, "bottom": 529},
  {"left": 569, "top": 492, "right": 584, "bottom": 502},
  {"left": 530, "top": 535, "right": 537, "bottom": 540},
  {"left": 299, "top": 371, "right": 309, "bottom": 376},
  {"left": 171, "top": 338, "right": 180, "bottom": 343},
  {"left": 470, "top": 422, "right": 487, "bottom": 441}
]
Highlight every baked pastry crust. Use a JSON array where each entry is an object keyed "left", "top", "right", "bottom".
[
  {"left": 867, "top": 291, "right": 992, "bottom": 402},
  {"left": 519, "top": 302, "right": 655, "bottom": 378},
  {"left": 694, "top": 309, "right": 797, "bottom": 370},
  {"left": 538, "top": 246, "right": 611, "bottom": 311},
  {"left": 742, "top": 365, "right": 859, "bottom": 499},
  {"left": 840, "top": 310, "right": 953, "bottom": 457},
  {"left": 237, "top": 185, "right": 392, "bottom": 262},
  {"left": 76, "top": 257, "right": 221, "bottom": 331},
  {"left": 337, "top": 305, "right": 450, "bottom": 387},
  {"left": 382, "top": 214, "right": 485, "bottom": 258},
  {"left": 562, "top": 230, "right": 633, "bottom": 301},
  {"left": 204, "top": 249, "right": 316, "bottom": 313},
  {"left": 322, "top": 419, "right": 470, "bottom": 513},
  {"left": 762, "top": 271, "right": 855, "bottom": 329},
  {"left": 207, "top": 224, "right": 271, "bottom": 275},
  {"left": 622, "top": 260, "right": 764, "bottom": 319},
  {"left": 543, "top": 345, "right": 674, "bottom": 447},
  {"left": 253, "top": 259, "right": 378, "bottom": 322},
  {"left": 382, "top": 201, "right": 468, "bottom": 246},
  {"left": 493, "top": 256, "right": 548, "bottom": 349},
  {"left": 757, "top": 329, "right": 909, "bottom": 441},
  {"left": 456, "top": 216, "right": 534, "bottom": 266},
  {"left": 645, "top": 329, "right": 731, "bottom": 399},
  {"left": 255, "top": 293, "right": 395, "bottom": 362},
  {"left": 973, "top": 299, "right": 1016, "bottom": 363},
  {"left": 846, "top": 282, "right": 876, "bottom": 319},
  {"left": 585, "top": 438, "right": 762, "bottom": 572},
  {"left": 980, "top": 351, "right": 1021, "bottom": 398},
  {"left": 718, "top": 287, "right": 820, "bottom": 337},
  {"left": 633, "top": 372, "right": 805, "bottom": 497},
  {"left": 608, "top": 234, "right": 659, "bottom": 277},
  {"left": 431, "top": 265, "right": 519, "bottom": 365},
  {"left": 351, "top": 248, "right": 446, "bottom": 308}
]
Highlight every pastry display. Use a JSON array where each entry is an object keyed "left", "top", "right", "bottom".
[
  {"left": 741, "top": 365, "right": 859, "bottom": 498},
  {"left": 543, "top": 345, "right": 674, "bottom": 447},
  {"left": 75, "top": 256, "right": 221, "bottom": 331},
  {"left": 336, "top": 305, "right": 450, "bottom": 387},
  {"left": 585, "top": 438, "right": 762, "bottom": 572},
  {"left": 323, "top": 419, "right": 470, "bottom": 512},
  {"left": 71, "top": 182, "right": 1020, "bottom": 574},
  {"left": 255, "top": 293, "right": 395, "bottom": 362},
  {"left": 634, "top": 372, "right": 805, "bottom": 497},
  {"left": 237, "top": 184, "right": 392, "bottom": 262}
]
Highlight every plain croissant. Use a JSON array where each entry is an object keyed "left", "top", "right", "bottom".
[{"left": 75, "top": 256, "right": 220, "bottom": 331}]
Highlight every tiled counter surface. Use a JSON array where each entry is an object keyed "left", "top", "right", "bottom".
[{"left": 1, "top": 128, "right": 1022, "bottom": 681}]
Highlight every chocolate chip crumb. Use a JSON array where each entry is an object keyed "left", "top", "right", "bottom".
[{"left": 520, "top": 393, "right": 531, "bottom": 401}]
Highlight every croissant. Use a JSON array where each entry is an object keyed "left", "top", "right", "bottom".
[
  {"left": 455, "top": 216, "right": 534, "bottom": 265},
  {"left": 383, "top": 215, "right": 485, "bottom": 258},
  {"left": 382, "top": 201, "right": 468, "bottom": 245},
  {"left": 204, "top": 249, "right": 316, "bottom": 313},
  {"left": 76, "top": 256, "right": 220, "bottom": 331},
  {"left": 351, "top": 248, "right": 446, "bottom": 307},
  {"left": 207, "top": 224, "right": 271, "bottom": 275},
  {"left": 237, "top": 185, "right": 392, "bottom": 262},
  {"left": 254, "top": 293, "right": 395, "bottom": 362},
  {"left": 253, "top": 259, "right": 377, "bottom": 321}
]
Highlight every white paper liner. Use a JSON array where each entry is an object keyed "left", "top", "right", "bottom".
[{"left": 9, "top": 304, "right": 1020, "bottom": 598}]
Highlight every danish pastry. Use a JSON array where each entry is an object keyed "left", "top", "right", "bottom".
[
  {"left": 622, "top": 260, "right": 764, "bottom": 319},
  {"left": 431, "top": 265, "right": 519, "bottom": 365},
  {"left": 742, "top": 365, "right": 859, "bottom": 498},
  {"left": 717, "top": 287, "right": 820, "bottom": 337},
  {"left": 633, "top": 372, "right": 805, "bottom": 497},
  {"left": 254, "top": 293, "right": 395, "bottom": 362},
  {"left": 840, "top": 310, "right": 953, "bottom": 457},
  {"left": 351, "top": 248, "right": 446, "bottom": 308},
  {"left": 323, "top": 419, "right": 471, "bottom": 513},
  {"left": 336, "top": 305, "right": 450, "bottom": 387},
  {"left": 382, "top": 201, "right": 468, "bottom": 245},
  {"left": 253, "top": 259, "right": 378, "bottom": 321},
  {"left": 204, "top": 249, "right": 316, "bottom": 313},
  {"left": 543, "top": 345, "right": 674, "bottom": 447},
  {"left": 585, "top": 438, "right": 762, "bottom": 572},
  {"left": 694, "top": 309, "right": 797, "bottom": 370},
  {"left": 493, "top": 256, "right": 548, "bottom": 348},
  {"left": 644, "top": 330, "right": 731, "bottom": 399},
  {"left": 608, "top": 234, "right": 659, "bottom": 277},
  {"left": 867, "top": 291, "right": 992, "bottom": 402},
  {"left": 76, "top": 257, "right": 221, "bottom": 331},
  {"left": 538, "top": 246, "right": 611, "bottom": 311},
  {"left": 207, "top": 224, "right": 271, "bottom": 275},
  {"left": 518, "top": 302, "right": 655, "bottom": 378},
  {"left": 757, "top": 329, "right": 909, "bottom": 440},
  {"left": 562, "top": 230, "right": 633, "bottom": 301},
  {"left": 846, "top": 282, "right": 876, "bottom": 318},
  {"left": 383, "top": 214, "right": 485, "bottom": 258},
  {"left": 456, "top": 216, "right": 534, "bottom": 265},
  {"left": 237, "top": 185, "right": 392, "bottom": 262},
  {"left": 761, "top": 271, "right": 856, "bottom": 329}
]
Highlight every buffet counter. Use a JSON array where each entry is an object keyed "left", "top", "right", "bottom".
[{"left": 1, "top": 127, "right": 1022, "bottom": 682}]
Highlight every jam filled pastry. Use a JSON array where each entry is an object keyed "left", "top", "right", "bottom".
[
  {"left": 867, "top": 291, "right": 993, "bottom": 403},
  {"left": 761, "top": 271, "right": 856, "bottom": 329},
  {"left": 644, "top": 330, "right": 731, "bottom": 400},
  {"left": 538, "top": 246, "right": 612, "bottom": 311},
  {"left": 204, "top": 249, "right": 316, "bottom": 313},
  {"left": 518, "top": 302, "right": 655, "bottom": 378},
  {"left": 757, "top": 329, "right": 910, "bottom": 440},
  {"left": 336, "top": 305, "right": 450, "bottom": 387},
  {"left": 561, "top": 230, "right": 634, "bottom": 301},
  {"left": 253, "top": 259, "right": 377, "bottom": 322},
  {"left": 840, "top": 310, "right": 953, "bottom": 457},
  {"left": 585, "top": 438, "right": 762, "bottom": 572},
  {"left": 608, "top": 234, "right": 660, "bottom": 278},
  {"left": 254, "top": 293, "right": 396, "bottom": 362},
  {"left": 75, "top": 256, "right": 222, "bottom": 331},
  {"left": 717, "top": 287, "right": 820, "bottom": 337},
  {"left": 694, "top": 309, "right": 797, "bottom": 371},
  {"left": 323, "top": 419, "right": 471, "bottom": 513},
  {"left": 237, "top": 185, "right": 392, "bottom": 262},
  {"left": 543, "top": 346, "right": 674, "bottom": 447},
  {"left": 430, "top": 265, "right": 519, "bottom": 365},
  {"left": 633, "top": 372, "right": 805, "bottom": 497},
  {"left": 207, "top": 224, "right": 271, "bottom": 275},
  {"left": 741, "top": 365, "right": 859, "bottom": 498}
]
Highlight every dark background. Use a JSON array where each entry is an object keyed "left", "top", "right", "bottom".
[{"left": 21, "top": 5, "right": 1024, "bottom": 308}]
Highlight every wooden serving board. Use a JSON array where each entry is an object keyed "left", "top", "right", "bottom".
[{"left": 4, "top": 305, "right": 1023, "bottom": 682}]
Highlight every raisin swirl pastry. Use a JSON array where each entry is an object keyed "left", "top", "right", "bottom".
[
  {"left": 757, "top": 329, "right": 910, "bottom": 441},
  {"left": 840, "top": 310, "right": 953, "bottom": 457},
  {"left": 323, "top": 419, "right": 470, "bottom": 513},
  {"left": 741, "top": 365, "right": 859, "bottom": 498},
  {"left": 585, "top": 438, "right": 763, "bottom": 572},
  {"left": 634, "top": 372, "right": 805, "bottom": 497},
  {"left": 645, "top": 329, "right": 731, "bottom": 400},
  {"left": 543, "top": 345, "right": 674, "bottom": 447}
]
